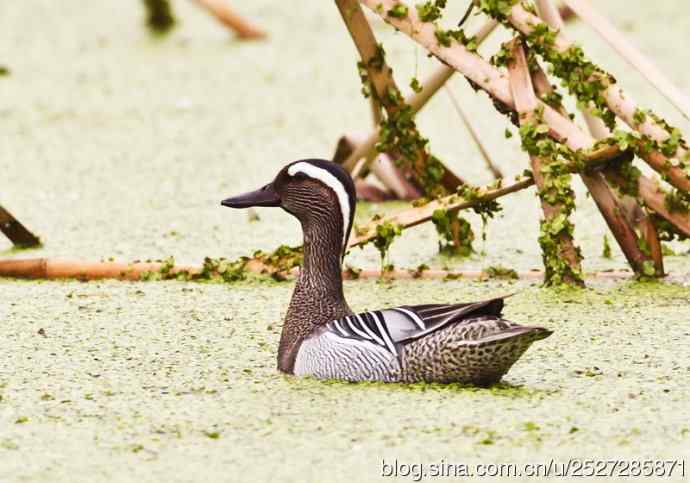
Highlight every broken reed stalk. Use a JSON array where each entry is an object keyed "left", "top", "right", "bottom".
[
  {"left": 191, "top": 0, "right": 266, "bottom": 39},
  {"left": 0, "top": 257, "right": 645, "bottom": 282},
  {"left": 345, "top": 18, "right": 499, "bottom": 175},
  {"left": 536, "top": 0, "right": 664, "bottom": 276},
  {"left": 348, "top": 142, "right": 651, "bottom": 250},
  {"left": 336, "top": 0, "right": 464, "bottom": 194},
  {"left": 507, "top": 40, "right": 584, "bottom": 285},
  {"left": 0, "top": 258, "right": 197, "bottom": 281},
  {"left": 444, "top": 85, "right": 504, "bottom": 179},
  {"left": 348, "top": 144, "right": 630, "bottom": 248},
  {"left": 506, "top": 3, "right": 690, "bottom": 193},
  {"left": 344, "top": 19, "right": 499, "bottom": 177},
  {"left": 358, "top": 0, "right": 597, "bottom": 151},
  {"left": 529, "top": 62, "right": 567, "bottom": 117},
  {"left": 347, "top": 65, "right": 453, "bottom": 179},
  {"left": 0, "top": 205, "right": 41, "bottom": 248},
  {"left": 333, "top": 134, "right": 421, "bottom": 199},
  {"left": 369, "top": 154, "right": 422, "bottom": 199},
  {"left": 369, "top": 95, "right": 383, "bottom": 127},
  {"left": 348, "top": 177, "right": 533, "bottom": 247},
  {"left": 603, "top": 170, "right": 690, "bottom": 239},
  {"left": 359, "top": 0, "right": 660, "bottom": 276},
  {"left": 561, "top": 0, "right": 690, "bottom": 121}
]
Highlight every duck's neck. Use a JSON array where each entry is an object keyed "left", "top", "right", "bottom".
[{"left": 277, "top": 219, "right": 350, "bottom": 373}]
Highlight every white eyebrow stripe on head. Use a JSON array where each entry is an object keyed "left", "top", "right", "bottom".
[{"left": 287, "top": 162, "right": 351, "bottom": 251}]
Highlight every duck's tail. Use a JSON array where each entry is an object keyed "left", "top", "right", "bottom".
[
  {"left": 401, "top": 317, "right": 552, "bottom": 385},
  {"left": 466, "top": 324, "right": 552, "bottom": 386}
]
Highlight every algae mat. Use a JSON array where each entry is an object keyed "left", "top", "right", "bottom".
[{"left": 1, "top": 279, "right": 689, "bottom": 482}]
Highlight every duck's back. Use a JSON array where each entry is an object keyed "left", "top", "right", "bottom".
[{"left": 293, "top": 297, "right": 552, "bottom": 385}]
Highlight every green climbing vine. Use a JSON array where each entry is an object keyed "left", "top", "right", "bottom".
[
  {"left": 140, "top": 245, "right": 303, "bottom": 284},
  {"left": 355, "top": 41, "right": 448, "bottom": 196},
  {"left": 434, "top": 28, "right": 479, "bottom": 52},
  {"left": 386, "top": 3, "right": 409, "bottom": 18},
  {"left": 476, "top": 0, "right": 518, "bottom": 21},
  {"left": 490, "top": 42, "right": 513, "bottom": 68},
  {"left": 477, "top": 0, "right": 690, "bottom": 178},
  {"left": 457, "top": 184, "right": 503, "bottom": 242},
  {"left": 372, "top": 219, "right": 402, "bottom": 273},
  {"left": 652, "top": 215, "right": 689, "bottom": 242},
  {"left": 431, "top": 208, "right": 474, "bottom": 256},
  {"left": 484, "top": 265, "right": 518, "bottom": 280},
  {"left": 141, "top": 256, "right": 248, "bottom": 283},
  {"left": 376, "top": 86, "right": 447, "bottom": 196},
  {"left": 356, "top": 44, "right": 386, "bottom": 99},
  {"left": 602, "top": 235, "right": 612, "bottom": 259},
  {"left": 415, "top": 0, "right": 447, "bottom": 22},
  {"left": 518, "top": 107, "right": 584, "bottom": 286},
  {"left": 252, "top": 245, "right": 304, "bottom": 281},
  {"left": 408, "top": 263, "right": 430, "bottom": 278},
  {"left": 413, "top": 0, "right": 480, "bottom": 53},
  {"left": 522, "top": 23, "right": 617, "bottom": 130},
  {"left": 608, "top": 128, "right": 690, "bottom": 230},
  {"left": 664, "top": 189, "right": 690, "bottom": 214},
  {"left": 409, "top": 77, "right": 422, "bottom": 93}
]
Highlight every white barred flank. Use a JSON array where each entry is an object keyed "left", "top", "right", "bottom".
[
  {"left": 293, "top": 302, "right": 550, "bottom": 383},
  {"left": 293, "top": 331, "right": 400, "bottom": 382}
]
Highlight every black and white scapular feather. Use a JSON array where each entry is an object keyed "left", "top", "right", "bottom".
[
  {"left": 327, "top": 300, "right": 506, "bottom": 360},
  {"left": 221, "top": 158, "right": 552, "bottom": 385}
]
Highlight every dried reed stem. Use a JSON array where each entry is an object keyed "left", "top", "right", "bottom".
[
  {"left": 561, "top": 0, "right": 690, "bottom": 121},
  {"left": 192, "top": 0, "right": 266, "bottom": 39},
  {"left": 0, "top": 205, "right": 41, "bottom": 248},
  {"left": 508, "top": 39, "right": 583, "bottom": 284},
  {"left": 337, "top": 0, "right": 464, "bottom": 192},
  {"left": 444, "top": 85, "right": 504, "bottom": 179},
  {"left": 342, "top": 18, "right": 499, "bottom": 174},
  {"left": 0, "top": 257, "right": 647, "bottom": 282},
  {"left": 535, "top": 0, "right": 663, "bottom": 276},
  {"left": 507, "top": 2, "right": 690, "bottom": 193}
]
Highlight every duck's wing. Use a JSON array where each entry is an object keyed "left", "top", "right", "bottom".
[{"left": 324, "top": 296, "right": 508, "bottom": 359}]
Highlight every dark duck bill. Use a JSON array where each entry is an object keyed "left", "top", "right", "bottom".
[{"left": 221, "top": 183, "right": 280, "bottom": 208}]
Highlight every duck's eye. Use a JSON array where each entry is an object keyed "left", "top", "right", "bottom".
[{"left": 293, "top": 172, "right": 308, "bottom": 181}]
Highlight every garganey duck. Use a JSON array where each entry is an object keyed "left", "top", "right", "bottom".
[{"left": 221, "top": 159, "right": 551, "bottom": 385}]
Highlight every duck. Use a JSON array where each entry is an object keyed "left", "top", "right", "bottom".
[{"left": 221, "top": 158, "right": 552, "bottom": 385}]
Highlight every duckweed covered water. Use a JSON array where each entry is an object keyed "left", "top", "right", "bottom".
[
  {"left": 1, "top": 279, "right": 689, "bottom": 482},
  {"left": 1, "top": 0, "right": 689, "bottom": 481}
]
